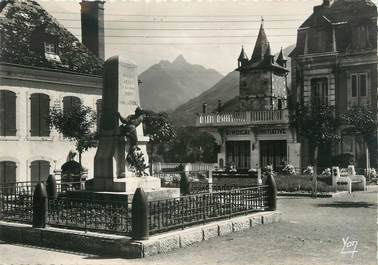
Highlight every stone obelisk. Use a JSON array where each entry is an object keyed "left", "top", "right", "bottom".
[{"left": 92, "top": 56, "right": 149, "bottom": 192}]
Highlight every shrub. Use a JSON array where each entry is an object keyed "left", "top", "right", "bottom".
[
  {"left": 282, "top": 164, "right": 296, "bottom": 175},
  {"left": 303, "top": 166, "right": 314, "bottom": 175},
  {"left": 322, "top": 168, "right": 331, "bottom": 177},
  {"left": 275, "top": 174, "right": 334, "bottom": 193}
]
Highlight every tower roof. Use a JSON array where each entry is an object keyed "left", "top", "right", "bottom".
[
  {"left": 238, "top": 46, "right": 249, "bottom": 61},
  {"left": 250, "top": 21, "right": 269, "bottom": 63},
  {"left": 276, "top": 47, "right": 287, "bottom": 66}
]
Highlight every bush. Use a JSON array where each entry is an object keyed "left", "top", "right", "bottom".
[
  {"left": 282, "top": 164, "right": 296, "bottom": 175},
  {"left": 332, "top": 153, "right": 354, "bottom": 168},
  {"left": 275, "top": 174, "right": 334, "bottom": 193}
]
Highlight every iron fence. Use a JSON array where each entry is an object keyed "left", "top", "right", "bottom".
[
  {"left": 148, "top": 185, "right": 269, "bottom": 234},
  {"left": 47, "top": 197, "right": 131, "bottom": 235},
  {"left": 0, "top": 185, "right": 33, "bottom": 224}
]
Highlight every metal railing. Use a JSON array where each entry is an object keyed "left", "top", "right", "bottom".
[
  {"left": 196, "top": 109, "right": 289, "bottom": 127},
  {"left": 47, "top": 197, "right": 131, "bottom": 235},
  {"left": 0, "top": 178, "right": 276, "bottom": 238},
  {"left": 0, "top": 187, "right": 33, "bottom": 224},
  {"left": 148, "top": 185, "right": 269, "bottom": 234}
]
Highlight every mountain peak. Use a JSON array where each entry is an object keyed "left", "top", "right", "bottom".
[{"left": 172, "top": 54, "right": 188, "bottom": 65}]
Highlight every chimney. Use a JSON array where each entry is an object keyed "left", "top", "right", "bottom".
[
  {"left": 80, "top": 0, "right": 105, "bottom": 60},
  {"left": 314, "top": 0, "right": 333, "bottom": 12},
  {"left": 202, "top": 103, "right": 207, "bottom": 114}
]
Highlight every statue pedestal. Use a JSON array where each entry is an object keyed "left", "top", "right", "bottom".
[{"left": 85, "top": 176, "right": 180, "bottom": 201}]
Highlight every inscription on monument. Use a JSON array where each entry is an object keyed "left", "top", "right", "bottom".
[{"left": 118, "top": 61, "right": 139, "bottom": 119}]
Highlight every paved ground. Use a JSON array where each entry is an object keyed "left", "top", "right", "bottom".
[{"left": 0, "top": 190, "right": 376, "bottom": 265}]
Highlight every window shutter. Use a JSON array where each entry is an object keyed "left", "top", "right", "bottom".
[
  {"left": 30, "top": 160, "right": 50, "bottom": 182},
  {"left": 39, "top": 161, "right": 50, "bottom": 182},
  {"left": 96, "top": 99, "right": 102, "bottom": 131},
  {"left": 63, "top": 96, "right": 81, "bottom": 114},
  {"left": 4, "top": 161, "right": 16, "bottom": 184},
  {"left": 5, "top": 91, "right": 16, "bottom": 136},
  {"left": 0, "top": 91, "right": 5, "bottom": 136},
  {"left": 40, "top": 94, "right": 50, "bottom": 136},
  {"left": 0, "top": 161, "right": 5, "bottom": 185},
  {"left": 63, "top": 96, "right": 70, "bottom": 114},
  {"left": 30, "top": 94, "right": 40, "bottom": 136},
  {"left": 30, "top": 161, "right": 40, "bottom": 182}
]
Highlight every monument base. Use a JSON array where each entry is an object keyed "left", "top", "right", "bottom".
[
  {"left": 82, "top": 176, "right": 180, "bottom": 201},
  {"left": 65, "top": 187, "right": 180, "bottom": 202},
  {"left": 87, "top": 176, "right": 161, "bottom": 193}
]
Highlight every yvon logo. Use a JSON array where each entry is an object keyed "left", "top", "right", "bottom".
[{"left": 341, "top": 237, "right": 358, "bottom": 258}]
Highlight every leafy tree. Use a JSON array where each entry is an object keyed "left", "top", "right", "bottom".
[
  {"left": 291, "top": 103, "right": 340, "bottom": 172},
  {"left": 156, "top": 127, "right": 218, "bottom": 163},
  {"left": 342, "top": 105, "right": 378, "bottom": 168},
  {"left": 47, "top": 102, "right": 98, "bottom": 172},
  {"left": 142, "top": 111, "right": 175, "bottom": 174}
]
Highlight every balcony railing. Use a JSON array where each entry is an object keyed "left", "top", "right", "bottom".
[{"left": 196, "top": 109, "right": 289, "bottom": 127}]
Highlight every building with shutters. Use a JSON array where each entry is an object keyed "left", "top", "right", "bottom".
[
  {"left": 195, "top": 22, "right": 301, "bottom": 171},
  {"left": 289, "top": 0, "right": 377, "bottom": 169},
  {"left": 0, "top": 0, "right": 105, "bottom": 184}
]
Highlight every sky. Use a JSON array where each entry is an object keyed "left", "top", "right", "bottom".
[{"left": 37, "top": 0, "right": 374, "bottom": 75}]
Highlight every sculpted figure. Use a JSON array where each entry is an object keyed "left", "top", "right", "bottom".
[{"left": 117, "top": 107, "right": 147, "bottom": 176}]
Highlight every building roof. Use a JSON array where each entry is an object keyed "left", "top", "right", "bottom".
[
  {"left": 276, "top": 47, "right": 287, "bottom": 66},
  {"left": 290, "top": 0, "right": 377, "bottom": 57},
  {"left": 0, "top": 0, "right": 103, "bottom": 76},
  {"left": 300, "top": 0, "right": 376, "bottom": 28},
  {"left": 238, "top": 46, "right": 249, "bottom": 61},
  {"left": 250, "top": 23, "right": 269, "bottom": 63}
]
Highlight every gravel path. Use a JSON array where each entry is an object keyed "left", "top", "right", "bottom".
[{"left": 0, "top": 190, "right": 376, "bottom": 265}]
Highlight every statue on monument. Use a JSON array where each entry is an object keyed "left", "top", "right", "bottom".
[{"left": 117, "top": 107, "right": 148, "bottom": 176}]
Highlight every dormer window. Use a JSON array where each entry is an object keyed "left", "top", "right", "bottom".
[
  {"left": 44, "top": 41, "right": 56, "bottom": 54},
  {"left": 31, "top": 25, "right": 61, "bottom": 64}
]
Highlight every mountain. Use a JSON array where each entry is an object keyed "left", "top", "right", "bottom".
[
  {"left": 139, "top": 55, "right": 223, "bottom": 112},
  {"left": 170, "top": 45, "right": 295, "bottom": 127}
]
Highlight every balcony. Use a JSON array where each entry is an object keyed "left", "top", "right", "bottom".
[{"left": 196, "top": 109, "right": 289, "bottom": 127}]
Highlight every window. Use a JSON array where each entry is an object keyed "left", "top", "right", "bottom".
[
  {"left": 30, "top": 160, "right": 50, "bottom": 182},
  {"left": 30, "top": 93, "right": 50, "bottom": 137},
  {"left": 0, "top": 161, "right": 17, "bottom": 185},
  {"left": 311, "top": 78, "right": 328, "bottom": 106},
  {"left": 0, "top": 90, "right": 16, "bottom": 136},
  {"left": 226, "top": 141, "right": 251, "bottom": 170},
  {"left": 96, "top": 99, "right": 102, "bottom": 132},
  {"left": 44, "top": 41, "right": 56, "bottom": 54},
  {"left": 350, "top": 73, "right": 368, "bottom": 100},
  {"left": 63, "top": 96, "right": 81, "bottom": 114}
]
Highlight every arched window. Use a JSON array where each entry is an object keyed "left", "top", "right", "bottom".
[
  {"left": 96, "top": 99, "right": 102, "bottom": 132},
  {"left": 30, "top": 160, "right": 50, "bottom": 182},
  {"left": 30, "top": 93, "right": 50, "bottom": 136},
  {"left": 0, "top": 90, "right": 16, "bottom": 136},
  {"left": 63, "top": 96, "right": 81, "bottom": 114},
  {"left": 0, "top": 161, "right": 17, "bottom": 185}
]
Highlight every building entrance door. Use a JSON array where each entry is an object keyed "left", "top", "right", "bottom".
[
  {"left": 226, "top": 141, "right": 251, "bottom": 170},
  {"left": 260, "top": 140, "right": 287, "bottom": 170}
]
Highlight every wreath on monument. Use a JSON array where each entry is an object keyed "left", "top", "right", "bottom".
[{"left": 126, "top": 146, "right": 149, "bottom": 177}]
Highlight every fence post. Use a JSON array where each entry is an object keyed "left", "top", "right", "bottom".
[
  {"left": 208, "top": 170, "right": 213, "bottom": 193},
  {"left": 311, "top": 173, "right": 317, "bottom": 199},
  {"left": 131, "top": 188, "right": 149, "bottom": 240},
  {"left": 46, "top": 174, "right": 57, "bottom": 200},
  {"left": 32, "top": 182, "right": 48, "bottom": 228},
  {"left": 180, "top": 172, "right": 190, "bottom": 195},
  {"left": 266, "top": 174, "right": 277, "bottom": 211}
]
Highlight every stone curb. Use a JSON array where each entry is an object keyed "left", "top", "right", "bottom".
[
  {"left": 277, "top": 191, "right": 349, "bottom": 198},
  {"left": 0, "top": 211, "right": 280, "bottom": 258}
]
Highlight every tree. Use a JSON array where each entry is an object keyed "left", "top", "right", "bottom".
[
  {"left": 156, "top": 127, "right": 218, "bottom": 163},
  {"left": 291, "top": 103, "right": 341, "bottom": 172},
  {"left": 143, "top": 111, "right": 175, "bottom": 174},
  {"left": 47, "top": 102, "right": 98, "bottom": 172},
  {"left": 342, "top": 105, "right": 378, "bottom": 168}
]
